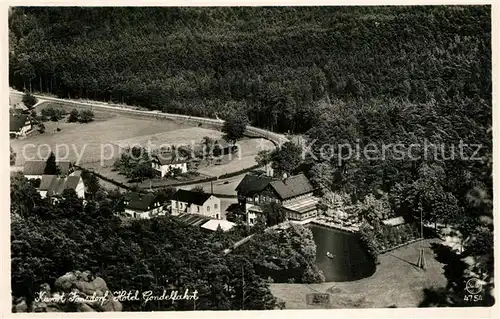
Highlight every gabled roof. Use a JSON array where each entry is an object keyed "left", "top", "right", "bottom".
[
  {"left": 10, "top": 108, "right": 28, "bottom": 115},
  {"left": 268, "top": 174, "right": 314, "bottom": 200},
  {"left": 172, "top": 189, "right": 213, "bottom": 206},
  {"left": 152, "top": 154, "right": 188, "bottom": 165},
  {"left": 39, "top": 175, "right": 82, "bottom": 196},
  {"left": 235, "top": 174, "right": 276, "bottom": 197},
  {"left": 10, "top": 114, "right": 29, "bottom": 132},
  {"left": 24, "top": 160, "right": 71, "bottom": 176},
  {"left": 125, "top": 192, "right": 159, "bottom": 211}
]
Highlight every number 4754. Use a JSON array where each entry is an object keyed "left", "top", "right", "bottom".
[{"left": 464, "top": 294, "right": 483, "bottom": 302}]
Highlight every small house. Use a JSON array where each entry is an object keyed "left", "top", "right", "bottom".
[
  {"left": 151, "top": 154, "right": 188, "bottom": 177},
  {"left": 10, "top": 113, "right": 32, "bottom": 138},
  {"left": 38, "top": 172, "right": 85, "bottom": 199},
  {"left": 171, "top": 189, "right": 221, "bottom": 219},
  {"left": 124, "top": 192, "right": 164, "bottom": 219}
]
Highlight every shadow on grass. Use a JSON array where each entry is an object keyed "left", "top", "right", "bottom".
[
  {"left": 387, "top": 253, "right": 420, "bottom": 271},
  {"left": 418, "top": 242, "right": 495, "bottom": 307}
]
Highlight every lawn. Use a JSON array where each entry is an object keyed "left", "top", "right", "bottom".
[
  {"left": 110, "top": 127, "right": 224, "bottom": 150},
  {"left": 268, "top": 238, "right": 447, "bottom": 309},
  {"left": 197, "top": 138, "right": 275, "bottom": 177},
  {"left": 11, "top": 103, "right": 190, "bottom": 166}
]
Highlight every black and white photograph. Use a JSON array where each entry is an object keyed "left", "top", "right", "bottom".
[{"left": 4, "top": 2, "right": 496, "bottom": 315}]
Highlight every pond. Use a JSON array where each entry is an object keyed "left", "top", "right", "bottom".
[{"left": 309, "top": 224, "right": 376, "bottom": 282}]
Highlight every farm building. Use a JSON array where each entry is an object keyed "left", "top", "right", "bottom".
[
  {"left": 24, "top": 160, "right": 72, "bottom": 180},
  {"left": 171, "top": 189, "right": 221, "bottom": 219},
  {"left": 38, "top": 172, "right": 85, "bottom": 199},
  {"left": 151, "top": 154, "right": 188, "bottom": 177},
  {"left": 10, "top": 113, "right": 32, "bottom": 138},
  {"left": 123, "top": 192, "right": 165, "bottom": 219}
]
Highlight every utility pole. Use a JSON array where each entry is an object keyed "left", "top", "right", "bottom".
[{"left": 417, "top": 206, "right": 427, "bottom": 270}]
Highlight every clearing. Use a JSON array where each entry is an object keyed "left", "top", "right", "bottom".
[{"left": 10, "top": 103, "right": 190, "bottom": 166}]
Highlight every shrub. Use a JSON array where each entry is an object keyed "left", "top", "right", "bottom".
[
  {"left": 359, "top": 223, "right": 379, "bottom": 262},
  {"left": 22, "top": 92, "right": 38, "bottom": 108},
  {"left": 41, "top": 107, "right": 65, "bottom": 122},
  {"left": 68, "top": 109, "right": 80, "bottom": 122},
  {"left": 79, "top": 109, "right": 95, "bottom": 123}
]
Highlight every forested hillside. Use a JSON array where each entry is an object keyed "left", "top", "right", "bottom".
[
  {"left": 12, "top": 173, "right": 303, "bottom": 311},
  {"left": 9, "top": 6, "right": 490, "bottom": 133},
  {"left": 9, "top": 6, "right": 493, "bottom": 307}
]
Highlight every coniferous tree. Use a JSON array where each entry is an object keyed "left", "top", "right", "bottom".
[{"left": 44, "top": 152, "right": 60, "bottom": 175}]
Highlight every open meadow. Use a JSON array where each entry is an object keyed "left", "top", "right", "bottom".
[
  {"left": 10, "top": 102, "right": 191, "bottom": 166},
  {"left": 110, "top": 127, "right": 224, "bottom": 150},
  {"left": 197, "top": 138, "right": 275, "bottom": 177},
  {"left": 12, "top": 101, "right": 276, "bottom": 190}
]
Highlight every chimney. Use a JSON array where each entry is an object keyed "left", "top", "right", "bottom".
[{"left": 282, "top": 172, "right": 288, "bottom": 181}]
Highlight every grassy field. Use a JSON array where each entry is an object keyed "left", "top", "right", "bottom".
[
  {"left": 11, "top": 103, "right": 190, "bottom": 166},
  {"left": 269, "top": 239, "right": 447, "bottom": 309},
  {"left": 12, "top": 99, "right": 275, "bottom": 191},
  {"left": 197, "top": 138, "right": 274, "bottom": 177},
  {"left": 110, "top": 127, "right": 224, "bottom": 150}
]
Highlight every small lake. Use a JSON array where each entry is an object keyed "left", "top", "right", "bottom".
[{"left": 309, "top": 224, "right": 376, "bottom": 282}]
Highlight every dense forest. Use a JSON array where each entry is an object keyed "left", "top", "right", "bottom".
[
  {"left": 9, "top": 6, "right": 493, "bottom": 308},
  {"left": 9, "top": 6, "right": 490, "bottom": 133},
  {"left": 11, "top": 173, "right": 325, "bottom": 311}
]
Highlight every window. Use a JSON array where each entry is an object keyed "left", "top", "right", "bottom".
[
  {"left": 215, "top": 214, "right": 219, "bottom": 219},
  {"left": 214, "top": 203, "right": 218, "bottom": 209},
  {"left": 197, "top": 206, "right": 200, "bottom": 213},
  {"left": 249, "top": 218, "right": 254, "bottom": 224},
  {"left": 207, "top": 206, "right": 210, "bottom": 212},
  {"left": 176, "top": 201, "right": 179, "bottom": 208}
]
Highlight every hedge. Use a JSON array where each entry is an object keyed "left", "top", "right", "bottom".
[{"left": 218, "top": 164, "right": 262, "bottom": 179}]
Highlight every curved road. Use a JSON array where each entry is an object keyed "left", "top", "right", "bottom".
[{"left": 10, "top": 89, "right": 289, "bottom": 146}]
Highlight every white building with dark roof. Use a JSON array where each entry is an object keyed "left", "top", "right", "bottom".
[
  {"left": 171, "top": 189, "right": 221, "bottom": 219},
  {"left": 9, "top": 113, "right": 32, "bottom": 138},
  {"left": 38, "top": 172, "right": 85, "bottom": 199},
  {"left": 151, "top": 154, "right": 188, "bottom": 177},
  {"left": 123, "top": 192, "right": 165, "bottom": 219}
]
